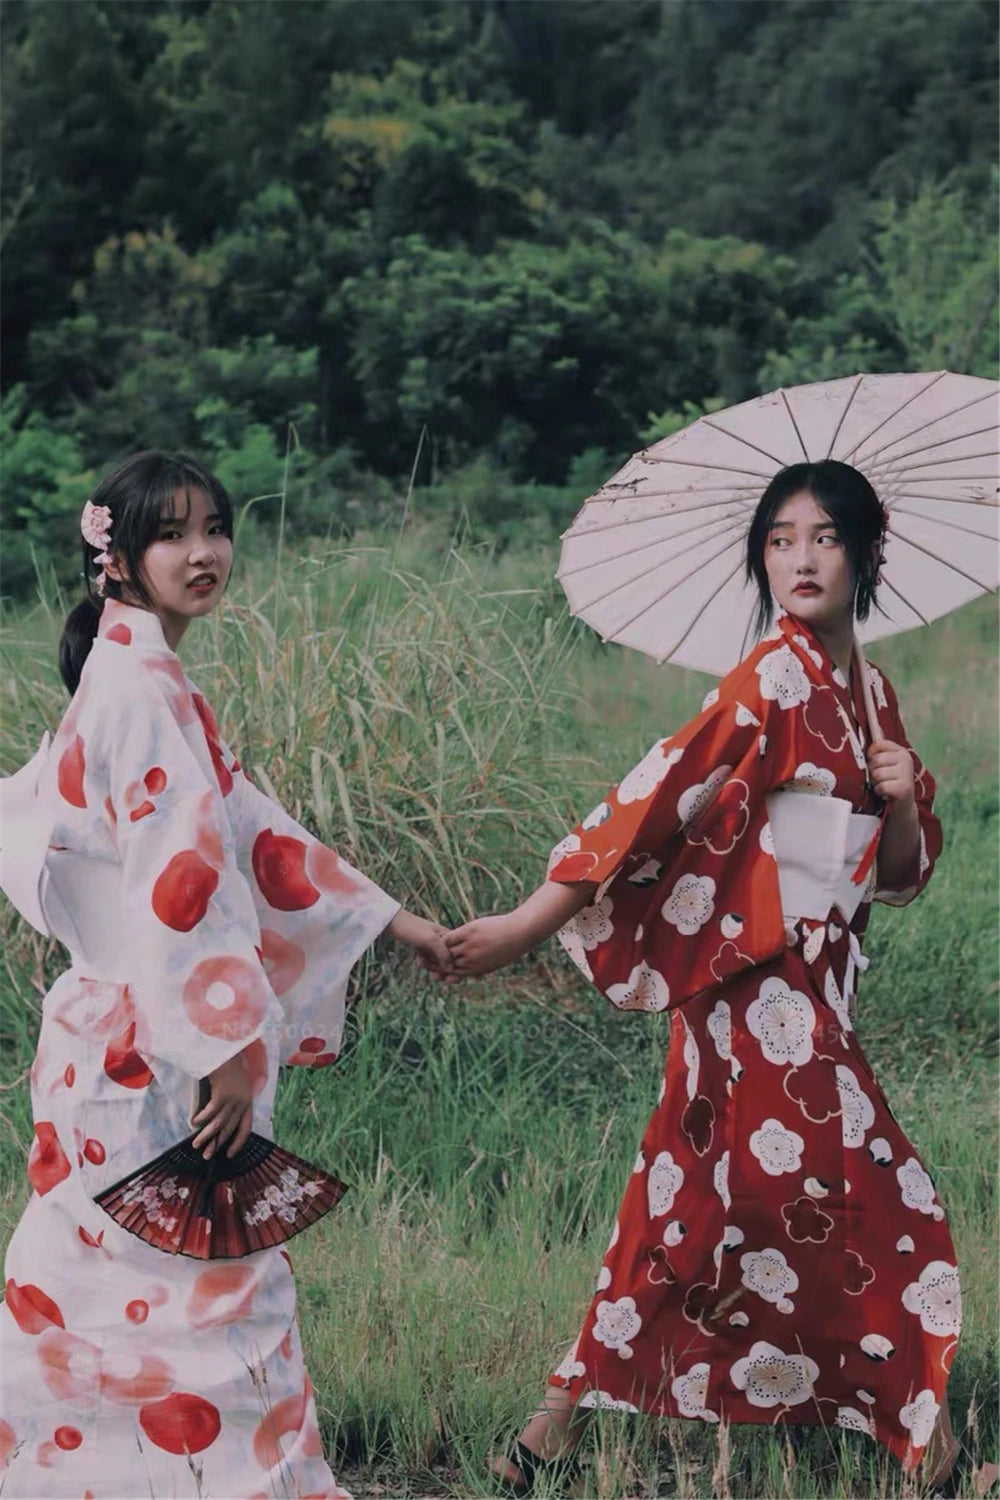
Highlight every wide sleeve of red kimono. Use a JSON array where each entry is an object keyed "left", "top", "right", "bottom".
[
  {"left": 868, "top": 662, "right": 943, "bottom": 906},
  {"left": 548, "top": 645, "right": 791, "bottom": 1012},
  {"left": 105, "top": 663, "right": 283, "bottom": 1083}
]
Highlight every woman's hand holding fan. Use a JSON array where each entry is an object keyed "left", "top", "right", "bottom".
[{"left": 191, "top": 1053, "right": 254, "bottom": 1160}]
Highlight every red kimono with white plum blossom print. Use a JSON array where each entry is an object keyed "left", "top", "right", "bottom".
[
  {"left": 546, "top": 614, "right": 956, "bottom": 1470},
  {"left": 1, "top": 599, "right": 397, "bottom": 1498}
]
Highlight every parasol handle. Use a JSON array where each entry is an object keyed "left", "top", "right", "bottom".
[{"left": 853, "top": 636, "right": 883, "bottom": 746}]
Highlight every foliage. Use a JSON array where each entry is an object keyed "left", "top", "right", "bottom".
[{"left": 0, "top": 0, "right": 996, "bottom": 594}]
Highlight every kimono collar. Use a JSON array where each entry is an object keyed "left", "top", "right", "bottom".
[
  {"left": 777, "top": 613, "right": 870, "bottom": 742},
  {"left": 97, "top": 598, "right": 173, "bottom": 655}
]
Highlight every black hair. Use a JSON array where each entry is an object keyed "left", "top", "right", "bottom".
[
  {"left": 59, "top": 451, "right": 234, "bottom": 695},
  {"left": 744, "top": 460, "right": 886, "bottom": 638}
]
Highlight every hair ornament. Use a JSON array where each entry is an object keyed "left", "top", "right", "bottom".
[{"left": 81, "top": 500, "right": 113, "bottom": 596}]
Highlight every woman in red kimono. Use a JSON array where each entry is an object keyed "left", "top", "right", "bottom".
[{"left": 446, "top": 462, "right": 965, "bottom": 1493}]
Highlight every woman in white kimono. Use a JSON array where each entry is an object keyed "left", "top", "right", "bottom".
[{"left": 0, "top": 451, "right": 451, "bottom": 1498}]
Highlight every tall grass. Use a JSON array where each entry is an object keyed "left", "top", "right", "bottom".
[{"left": 0, "top": 531, "right": 996, "bottom": 1496}]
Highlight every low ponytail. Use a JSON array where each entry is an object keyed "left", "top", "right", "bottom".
[{"left": 59, "top": 597, "right": 103, "bottom": 695}]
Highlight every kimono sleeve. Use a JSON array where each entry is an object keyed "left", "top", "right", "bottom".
[
  {"left": 869, "top": 665, "right": 943, "bottom": 907},
  {"left": 548, "top": 660, "right": 790, "bottom": 1012},
  {"left": 229, "top": 773, "right": 399, "bottom": 1067},
  {"left": 109, "top": 670, "right": 282, "bottom": 1081}
]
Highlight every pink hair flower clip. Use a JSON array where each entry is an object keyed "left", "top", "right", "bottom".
[{"left": 81, "top": 501, "right": 113, "bottom": 596}]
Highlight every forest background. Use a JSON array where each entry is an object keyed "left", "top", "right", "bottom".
[
  {"left": 1, "top": 2, "right": 998, "bottom": 1497},
  {"left": 1, "top": 0, "right": 997, "bottom": 595}
]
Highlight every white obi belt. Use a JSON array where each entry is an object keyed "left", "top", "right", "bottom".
[{"left": 765, "top": 788, "right": 881, "bottom": 925}]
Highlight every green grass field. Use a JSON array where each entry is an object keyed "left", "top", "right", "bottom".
[{"left": 1, "top": 531, "right": 996, "bottom": 1497}]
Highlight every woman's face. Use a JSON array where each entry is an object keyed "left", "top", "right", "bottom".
[
  {"left": 764, "top": 489, "right": 855, "bottom": 630},
  {"left": 109, "top": 486, "right": 233, "bottom": 642}
]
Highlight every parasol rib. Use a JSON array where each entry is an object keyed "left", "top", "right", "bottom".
[
  {"left": 560, "top": 511, "right": 748, "bottom": 581},
  {"left": 824, "top": 374, "right": 864, "bottom": 459},
  {"left": 566, "top": 516, "right": 748, "bottom": 610},
  {"left": 840, "top": 371, "right": 946, "bottom": 462},
  {"left": 601, "top": 537, "right": 746, "bottom": 646},
  {"left": 883, "top": 528, "right": 998, "bottom": 593},
  {"left": 698, "top": 418, "right": 791, "bottom": 468},
  {"left": 875, "top": 573, "right": 931, "bottom": 627},
  {"left": 852, "top": 388, "right": 999, "bottom": 466},
  {"left": 652, "top": 555, "right": 750, "bottom": 663},
  {"left": 889, "top": 507, "right": 999, "bottom": 541},
  {"left": 564, "top": 496, "right": 756, "bottom": 539},
  {"left": 639, "top": 455, "right": 775, "bottom": 479},
  {"left": 779, "top": 389, "right": 810, "bottom": 461}
]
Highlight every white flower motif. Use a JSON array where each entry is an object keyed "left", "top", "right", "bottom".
[
  {"left": 596, "top": 1265, "right": 612, "bottom": 1292},
  {"left": 662, "top": 873, "right": 716, "bottom": 936},
  {"left": 706, "top": 1000, "right": 732, "bottom": 1061},
  {"left": 860, "top": 1333, "right": 895, "bottom": 1361},
  {"left": 793, "top": 633, "right": 824, "bottom": 669},
  {"left": 607, "top": 962, "right": 670, "bottom": 1013},
  {"left": 836, "top": 1065, "right": 875, "bottom": 1148},
  {"left": 553, "top": 1340, "right": 585, "bottom": 1381},
  {"left": 592, "top": 1297, "right": 642, "bottom": 1360},
  {"left": 681, "top": 1015, "right": 699, "bottom": 1100},
  {"left": 713, "top": 1150, "right": 730, "bottom": 1210},
  {"left": 902, "top": 1262, "right": 961, "bottom": 1338},
  {"left": 576, "top": 895, "right": 614, "bottom": 951},
  {"left": 749, "top": 1118, "right": 805, "bottom": 1177},
  {"left": 824, "top": 967, "right": 852, "bottom": 1035},
  {"left": 918, "top": 827, "right": 929, "bottom": 877},
  {"left": 720, "top": 913, "right": 744, "bottom": 939},
  {"left": 802, "top": 925, "right": 825, "bottom": 965},
  {"left": 664, "top": 1220, "right": 686, "bottom": 1247},
  {"left": 701, "top": 687, "right": 720, "bottom": 711},
  {"left": 730, "top": 1341, "right": 819, "bottom": 1408},
  {"left": 617, "top": 742, "right": 683, "bottom": 805},
  {"left": 787, "top": 761, "right": 836, "bottom": 796},
  {"left": 647, "top": 1151, "right": 684, "bottom": 1218},
  {"left": 869, "top": 1137, "right": 892, "bottom": 1166},
  {"left": 677, "top": 766, "right": 731, "bottom": 826},
  {"left": 581, "top": 800, "right": 612, "bottom": 830},
  {"left": 578, "top": 1391, "right": 639, "bottom": 1413},
  {"left": 759, "top": 821, "right": 775, "bottom": 856},
  {"left": 837, "top": 1406, "right": 875, "bottom": 1435},
  {"left": 899, "top": 1389, "right": 940, "bottom": 1450},
  {"left": 747, "top": 978, "right": 815, "bottom": 1066},
  {"left": 633, "top": 1151, "right": 646, "bottom": 1174},
  {"left": 740, "top": 1248, "right": 799, "bottom": 1313},
  {"left": 628, "top": 856, "right": 663, "bottom": 887},
  {"left": 244, "top": 1166, "right": 323, "bottom": 1227},
  {"left": 671, "top": 1363, "right": 719, "bottom": 1422},
  {"left": 607, "top": 1219, "right": 620, "bottom": 1252},
  {"left": 557, "top": 923, "right": 593, "bottom": 981},
  {"left": 713, "top": 1224, "right": 745, "bottom": 1268},
  {"left": 896, "top": 1235, "right": 915, "bottom": 1253},
  {"left": 546, "top": 832, "right": 580, "bottom": 874},
  {"left": 735, "top": 701, "right": 761, "bottom": 727},
  {"left": 866, "top": 664, "right": 888, "bottom": 711},
  {"left": 756, "top": 646, "right": 812, "bottom": 711}
]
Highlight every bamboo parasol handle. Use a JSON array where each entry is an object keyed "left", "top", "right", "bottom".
[{"left": 853, "top": 636, "right": 883, "bottom": 746}]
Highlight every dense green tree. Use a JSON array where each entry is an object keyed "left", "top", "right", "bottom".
[{"left": 1, "top": 0, "right": 995, "bottom": 597}]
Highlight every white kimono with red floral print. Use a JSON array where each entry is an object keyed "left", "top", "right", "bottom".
[{"left": 0, "top": 599, "right": 397, "bottom": 1497}]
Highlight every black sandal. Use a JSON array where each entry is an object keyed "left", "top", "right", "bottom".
[{"left": 494, "top": 1438, "right": 581, "bottom": 1496}]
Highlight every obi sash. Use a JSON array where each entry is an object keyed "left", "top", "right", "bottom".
[{"left": 765, "top": 789, "right": 881, "bottom": 925}]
